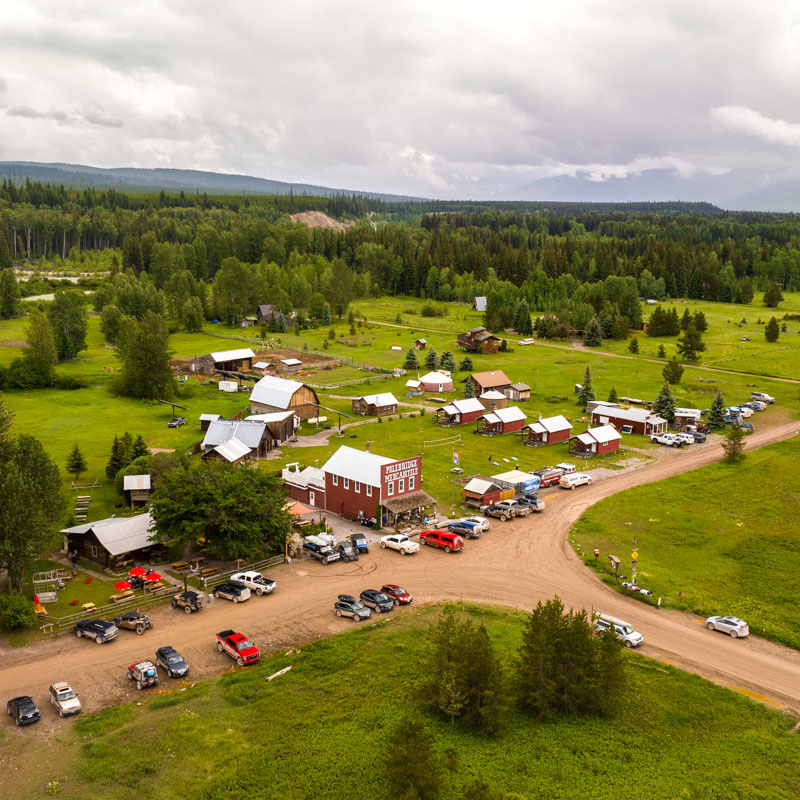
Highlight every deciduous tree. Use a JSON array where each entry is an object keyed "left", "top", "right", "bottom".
[
  {"left": 115, "top": 312, "right": 175, "bottom": 400},
  {"left": 0, "top": 267, "right": 20, "bottom": 319}
]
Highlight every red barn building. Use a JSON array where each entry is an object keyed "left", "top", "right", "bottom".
[
  {"left": 569, "top": 425, "right": 622, "bottom": 456},
  {"left": 436, "top": 398, "right": 485, "bottom": 426},
  {"left": 476, "top": 405, "right": 527, "bottom": 435},
  {"left": 522, "top": 415, "right": 573, "bottom": 446}
]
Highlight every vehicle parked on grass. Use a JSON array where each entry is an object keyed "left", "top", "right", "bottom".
[
  {"left": 380, "top": 584, "right": 413, "bottom": 605},
  {"left": 738, "top": 422, "right": 754, "bottom": 431},
  {"left": 686, "top": 422, "right": 710, "bottom": 434},
  {"left": 303, "top": 535, "right": 341, "bottom": 564},
  {"left": 49, "top": 683, "right": 81, "bottom": 717},
  {"left": 171, "top": 590, "right": 204, "bottom": 614},
  {"left": 517, "top": 495, "right": 546, "bottom": 512},
  {"left": 334, "top": 594, "right": 371, "bottom": 621},
  {"left": 336, "top": 541, "right": 360, "bottom": 562},
  {"left": 728, "top": 405, "right": 754, "bottom": 418},
  {"left": 167, "top": 417, "right": 187, "bottom": 428},
  {"left": 593, "top": 614, "right": 644, "bottom": 648},
  {"left": 113, "top": 611, "right": 152, "bottom": 635},
  {"left": 7, "top": 696, "right": 40, "bottom": 726},
  {"left": 650, "top": 432, "right": 683, "bottom": 447},
  {"left": 741, "top": 401, "right": 766, "bottom": 411},
  {"left": 75, "top": 619, "right": 118, "bottom": 644},
  {"left": 380, "top": 534, "right": 420, "bottom": 555},
  {"left": 213, "top": 581, "right": 251, "bottom": 603},
  {"left": 671, "top": 432, "right": 695, "bottom": 446},
  {"left": 230, "top": 571, "right": 276, "bottom": 596},
  {"left": 705, "top": 616, "right": 749, "bottom": 638},
  {"left": 484, "top": 500, "right": 531, "bottom": 521},
  {"left": 359, "top": 589, "right": 394, "bottom": 612},
  {"left": 155, "top": 646, "right": 189, "bottom": 678},
  {"left": 127, "top": 660, "right": 159, "bottom": 690},
  {"left": 461, "top": 516, "right": 490, "bottom": 532},
  {"left": 446, "top": 521, "right": 482, "bottom": 539},
  {"left": 347, "top": 532, "right": 370, "bottom": 553},
  {"left": 420, "top": 530, "right": 464, "bottom": 552},
  {"left": 216, "top": 630, "right": 260, "bottom": 666},
  {"left": 559, "top": 472, "right": 593, "bottom": 489},
  {"left": 750, "top": 392, "right": 774, "bottom": 404}
]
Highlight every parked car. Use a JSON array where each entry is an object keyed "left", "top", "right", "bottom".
[
  {"left": 113, "top": 611, "right": 152, "bottom": 635},
  {"left": 671, "top": 432, "right": 695, "bottom": 446},
  {"left": 517, "top": 495, "right": 546, "bottom": 512},
  {"left": 359, "top": 589, "right": 394, "bottom": 613},
  {"left": 461, "top": 516, "right": 490, "bottom": 532},
  {"left": 420, "top": 530, "right": 464, "bottom": 552},
  {"left": 650, "top": 432, "right": 683, "bottom": 447},
  {"left": 155, "top": 645, "right": 189, "bottom": 678},
  {"left": 741, "top": 401, "right": 766, "bottom": 411},
  {"left": 213, "top": 581, "right": 251, "bottom": 603},
  {"left": 484, "top": 500, "right": 531, "bottom": 520},
  {"left": 705, "top": 616, "right": 749, "bottom": 638},
  {"left": 127, "top": 660, "right": 160, "bottom": 690},
  {"left": 7, "top": 696, "right": 40, "bottom": 726},
  {"left": 518, "top": 338, "right": 535, "bottom": 345},
  {"left": 336, "top": 541, "right": 360, "bottom": 562},
  {"left": 303, "top": 537, "right": 341, "bottom": 564},
  {"left": 230, "top": 571, "right": 276, "bottom": 596},
  {"left": 380, "top": 584, "right": 413, "bottom": 605},
  {"left": 559, "top": 472, "right": 593, "bottom": 489},
  {"left": 347, "top": 532, "right": 370, "bottom": 553},
  {"left": 593, "top": 614, "right": 644, "bottom": 648},
  {"left": 687, "top": 430, "right": 707, "bottom": 443},
  {"left": 739, "top": 422, "right": 754, "bottom": 431},
  {"left": 728, "top": 405, "right": 753, "bottom": 418},
  {"left": 216, "top": 630, "right": 260, "bottom": 666},
  {"left": 446, "top": 521, "right": 481, "bottom": 539},
  {"left": 167, "top": 417, "right": 187, "bottom": 428},
  {"left": 49, "top": 682, "right": 81, "bottom": 717},
  {"left": 380, "top": 534, "right": 420, "bottom": 555},
  {"left": 334, "top": 594, "right": 371, "bottom": 621},
  {"left": 171, "top": 590, "right": 204, "bottom": 614},
  {"left": 750, "top": 391, "right": 775, "bottom": 404},
  {"left": 75, "top": 619, "right": 118, "bottom": 644}
]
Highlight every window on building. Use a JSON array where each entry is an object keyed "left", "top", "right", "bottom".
[
  {"left": 354, "top": 481, "right": 361, "bottom": 493},
  {"left": 90, "top": 544, "right": 98, "bottom": 558},
  {"left": 387, "top": 481, "right": 395, "bottom": 496},
  {"left": 343, "top": 478, "right": 350, "bottom": 490},
  {"left": 332, "top": 474, "right": 338, "bottom": 486},
  {"left": 366, "top": 485, "right": 373, "bottom": 497},
  {"left": 398, "top": 478, "right": 405, "bottom": 493},
  {"left": 409, "top": 476, "right": 415, "bottom": 490}
]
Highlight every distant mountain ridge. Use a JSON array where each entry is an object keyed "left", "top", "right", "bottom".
[{"left": 0, "top": 161, "right": 424, "bottom": 201}]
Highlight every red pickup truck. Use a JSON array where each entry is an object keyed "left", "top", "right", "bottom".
[{"left": 216, "top": 630, "right": 260, "bottom": 667}]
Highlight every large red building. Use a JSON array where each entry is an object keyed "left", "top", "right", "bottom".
[{"left": 284, "top": 446, "right": 437, "bottom": 528}]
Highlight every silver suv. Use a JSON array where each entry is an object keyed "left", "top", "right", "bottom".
[
  {"left": 594, "top": 614, "right": 644, "bottom": 648},
  {"left": 49, "top": 682, "right": 81, "bottom": 717},
  {"left": 705, "top": 616, "right": 749, "bottom": 638}
]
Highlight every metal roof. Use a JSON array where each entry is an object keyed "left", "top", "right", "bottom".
[
  {"left": 123, "top": 474, "right": 151, "bottom": 491},
  {"left": 209, "top": 348, "right": 255, "bottom": 363},
  {"left": 510, "top": 383, "right": 531, "bottom": 391},
  {"left": 322, "top": 445, "right": 394, "bottom": 487},
  {"left": 246, "top": 410, "right": 296, "bottom": 424},
  {"left": 674, "top": 407, "right": 702, "bottom": 417},
  {"left": 282, "top": 465, "right": 326, "bottom": 490},
  {"left": 491, "top": 469, "right": 536, "bottom": 483},
  {"left": 463, "top": 477, "right": 498, "bottom": 494},
  {"left": 199, "top": 413, "right": 221, "bottom": 422},
  {"left": 202, "top": 419, "right": 266, "bottom": 450},
  {"left": 405, "top": 379, "right": 421, "bottom": 388},
  {"left": 592, "top": 406, "right": 658, "bottom": 424},
  {"left": 539, "top": 415, "right": 573, "bottom": 433},
  {"left": 281, "top": 358, "right": 302, "bottom": 366},
  {"left": 470, "top": 370, "right": 511, "bottom": 388},
  {"left": 358, "top": 392, "right": 398, "bottom": 407},
  {"left": 480, "top": 390, "right": 507, "bottom": 400},
  {"left": 419, "top": 371, "right": 452, "bottom": 384},
  {"left": 61, "top": 513, "right": 157, "bottom": 557},
  {"left": 485, "top": 406, "right": 527, "bottom": 424},
  {"left": 212, "top": 439, "right": 252, "bottom": 462},
  {"left": 253, "top": 361, "right": 269, "bottom": 369},
  {"left": 589, "top": 425, "right": 622, "bottom": 443},
  {"left": 250, "top": 375, "right": 307, "bottom": 409},
  {"left": 442, "top": 398, "right": 484, "bottom": 415}
]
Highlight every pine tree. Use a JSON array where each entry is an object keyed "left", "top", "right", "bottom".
[
  {"left": 106, "top": 436, "right": 124, "bottom": 479},
  {"left": 440, "top": 351, "right": 456, "bottom": 372},
  {"left": 680, "top": 308, "right": 692, "bottom": 330},
  {"left": 708, "top": 389, "right": 727, "bottom": 429},
  {"left": 0, "top": 230, "right": 12, "bottom": 269},
  {"left": 513, "top": 299, "right": 533, "bottom": 335},
  {"left": 119, "top": 432, "right": 134, "bottom": 469},
  {"left": 652, "top": 382, "right": 676, "bottom": 423},
  {"left": 627, "top": 336, "right": 639, "bottom": 354},
  {"left": 459, "top": 355, "right": 473, "bottom": 371},
  {"left": 385, "top": 717, "right": 442, "bottom": 800},
  {"left": 765, "top": 317, "right": 780, "bottom": 342},
  {"left": 23, "top": 310, "right": 57, "bottom": 386},
  {"left": 666, "top": 307, "right": 681, "bottom": 335},
  {"left": 424, "top": 347, "right": 439, "bottom": 371},
  {"left": 499, "top": 339, "right": 508, "bottom": 352},
  {"left": 0, "top": 268, "right": 21, "bottom": 319},
  {"left": 763, "top": 280, "right": 783, "bottom": 308},
  {"left": 721, "top": 423, "right": 746, "bottom": 464},
  {"left": 607, "top": 386, "right": 619, "bottom": 404},
  {"left": 404, "top": 348, "right": 419, "bottom": 370},
  {"left": 131, "top": 434, "right": 149, "bottom": 461},
  {"left": 577, "top": 366, "right": 595, "bottom": 407},
  {"left": 657, "top": 344, "right": 666, "bottom": 358},
  {"left": 463, "top": 376, "right": 476, "bottom": 398},
  {"left": 692, "top": 310, "right": 708, "bottom": 332},
  {"left": 583, "top": 317, "right": 603, "bottom": 346},
  {"left": 645, "top": 306, "right": 666, "bottom": 337},
  {"left": 662, "top": 357, "right": 684, "bottom": 385},
  {"left": 676, "top": 324, "right": 705, "bottom": 361},
  {"left": 65, "top": 444, "right": 87, "bottom": 481},
  {"left": 594, "top": 623, "right": 626, "bottom": 716}
]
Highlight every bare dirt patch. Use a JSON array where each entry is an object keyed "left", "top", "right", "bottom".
[{"left": 289, "top": 210, "right": 354, "bottom": 231}]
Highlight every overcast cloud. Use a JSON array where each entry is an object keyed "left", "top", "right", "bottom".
[{"left": 2, "top": 0, "right": 800, "bottom": 198}]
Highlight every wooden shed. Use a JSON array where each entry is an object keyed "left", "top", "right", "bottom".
[
  {"left": 250, "top": 375, "right": 320, "bottom": 419},
  {"left": 414, "top": 338, "right": 427, "bottom": 350},
  {"left": 62, "top": 513, "right": 162, "bottom": 570},
  {"left": 352, "top": 392, "right": 399, "bottom": 416},
  {"left": 123, "top": 474, "right": 151, "bottom": 509},
  {"left": 505, "top": 383, "right": 531, "bottom": 402},
  {"left": 461, "top": 477, "right": 503, "bottom": 508}
]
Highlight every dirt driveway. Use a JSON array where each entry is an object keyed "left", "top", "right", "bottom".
[{"left": 2, "top": 422, "right": 800, "bottom": 735}]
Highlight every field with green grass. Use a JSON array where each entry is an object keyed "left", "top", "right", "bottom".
[
  {"left": 6, "top": 605, "right": 799, "bottom": 800},
  {"left": 572, "top": 437, "right": 800, "bottom": 650}
]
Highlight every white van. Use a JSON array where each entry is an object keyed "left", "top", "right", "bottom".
[
  {"left": 593, "top": 614, "right": 644, "bottom": 648},
  {"left": 559, "top": 472, "right": 592, "bottom": 489}
]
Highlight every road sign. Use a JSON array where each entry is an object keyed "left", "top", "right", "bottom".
[{"left": 631, "top": 549, "right": 639, "bottom": 560}]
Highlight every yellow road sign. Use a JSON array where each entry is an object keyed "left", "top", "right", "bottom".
[{"left": 631, "top": 550, "right": 639, "bottom": 560}]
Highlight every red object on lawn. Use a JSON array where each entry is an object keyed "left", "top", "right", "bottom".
[
  {"left": 84, "top": 577, "right": 92, "bottom": 584},
  {"left": 114, "top": 580, "right": 132, "bottom": 591},
  {"left": 128, "top": 567, "right": 147, "bottom": 577},
  {"left": 34, "top": 593, "right": 39, "bottom": 606},
  {"left": 144, "top": 572, "right": 162, "bottom": 582}
]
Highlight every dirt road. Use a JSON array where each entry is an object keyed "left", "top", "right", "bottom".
[{"left": 2, "top": 422, "right": 800, "bottom": 725}]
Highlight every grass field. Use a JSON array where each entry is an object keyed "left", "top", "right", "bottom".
[
  {"left": 7, "top": 604, "right": 799, "bottom": 800},
  {"left": 572, "top": 437, "right": 800, "bottom": 650}
]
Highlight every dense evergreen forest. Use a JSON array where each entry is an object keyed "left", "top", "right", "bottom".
[{"left": 2, "top": 180, "right": 800, "bottom": 336}]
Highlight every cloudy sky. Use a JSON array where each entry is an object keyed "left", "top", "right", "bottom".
[{"left": 1, "top": 0, "right": 800, "bottom": 198}]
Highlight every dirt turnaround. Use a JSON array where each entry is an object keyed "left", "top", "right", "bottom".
[{"left": 2, "top": 422, "right": 800, "bottom": 726}]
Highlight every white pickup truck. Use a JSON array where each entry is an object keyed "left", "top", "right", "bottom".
[
  {"left": 650, "top": 432, "right": 683, "bottom": 447},
  {"left": 230, "top": 571, "right": 277, "bottom": 596}
]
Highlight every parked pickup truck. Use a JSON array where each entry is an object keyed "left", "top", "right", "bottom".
[
  {"left": 303, "top": 536, "right": 341, "bottom": 564},
  {"left": 483, "top": 500, "right": 531, "bottom": 521},
  {"left": 650, "top": 432, "right": 683, "bottom": 447},
  {"left": 230, "top": 571, "right": 276, "bottom": 596},
  {"left": 216, "top": 630, "right": 260, "bottom": 667}
]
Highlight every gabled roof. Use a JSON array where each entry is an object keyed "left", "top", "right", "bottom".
[
  {"left": 538, "top": 415, "right": 573, "bottom": 433},
  {"left": 473, "top": 296, "right": 487, "bottom": 310},
  {"left": 211, "top": 439, "right": 252, "bottom": 462},
  {"left": 322, "top": 445, "right": 394, "bottom": 487},
  {"left": 250, "top": 375, "right": 308, "bottom": 409},
  {"left": 492, "top": 469, "right": 536, "bottom": 483},
  {"left": 202, "top": 419, "right": 267, "bottom": 450},
  {"left": 415, "top": 338, "right": 427, "bottom": 343},
  {"left": 577, "top": 425, "right": 623, "bottom": 445},
  {"left": 123, "top": 474, "right": 151, "bottom": 491},
  {"left": 61, "top": 513, "right": 156, "bottom": 557},
  {"left": 281, "top": 358, "right": 302, "bottom": 366},
  {"left": 485, "top": 406, "right": 527, "bottom": 424},
  {"left": 282, "top": 465, "right": 326, "bottom": 490},
  {"left": 468, "top": 326, "right": 488, "bottom": 334},
  {"left": 674, "top": 407, "right": 702, "bottom": 417},
  {"left": 246, "top": 410, "right": 296, "bottom": 424},
  {"left": 358, "top": 392, "right": 398, "bottom": 407},
  {"left": 199, "top": 413, "right": 221, "bottom": 422},
  {"left": 405, "top": 379, "right": 421, "bottom": 388},
  {"left": 442, "top": 398, "right": 484, "bottom": 415},
  {"left": 510, "top": 383, "right": 531, "bottom": 391},
  {"left": 591, "top": 405, "right": 660, "bottom": 424},
  {"left": 253, "top": 361, "right": 269, "bottom": 369},
  {"left": 463, "top": 477, "right": 499, "bottom": 495},
  {"left": 419, "top": 371, "right": 452, "bottom": 384},
  {"left": 209, "top": 348, "right": 255, "bottom": 363},
  {"left": 470, "top": 370, "right": 512, "bottom": 388}
]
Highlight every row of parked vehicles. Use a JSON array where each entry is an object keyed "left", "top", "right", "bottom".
[{"left": 335, "top": 584, "right": 413, "bottom": 621}]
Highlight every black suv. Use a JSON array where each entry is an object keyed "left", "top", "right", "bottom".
[
  {"left": 75, "top": 619, "right": 119, "bottom": 643},
  {"left": 7, "top": 696, "right": 40, "bottom": 726},
  {"left": 359, "top": 589, "right": 394, "bottom": 613}
]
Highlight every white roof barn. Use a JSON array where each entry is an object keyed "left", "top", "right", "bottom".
[
  {"left": 250, "top": 375, "right": 306, "bottom": 409},
  {"left": 202, "top": 419, "right": 267, "bottom": 451},
  {"left": 211, "top": 439, "right": 252, "bottom": 463},
  {"left": 210, "top": 348, "right": 255, "bottom": 363},
  {"left": 358, "top": 392, "right": 398, "bottom": 407},
  {"left": 484, "top": 406, "right": 527, "bottom": 424},
  {"left": 441, "top": 398, "right": 485, "bottom": 415},
  {"left": 321, "top": 445, "right": 394, "bottom": 487},
  {"left": 123, "top": 475, "right": 151, "bottom": 491},
  {"left": 61, "top": 513, "right": 157, "bottom": 557},
  {"left": 527, "top": 415, "right": 573, "bottom": 434}
]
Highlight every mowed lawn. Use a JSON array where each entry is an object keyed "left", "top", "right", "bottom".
[
  {"left": 572, "top": 437, "right": 800, "bottom": 650},
  {"left": 10, "top": 605, "right": 799, "bottom": 800}
]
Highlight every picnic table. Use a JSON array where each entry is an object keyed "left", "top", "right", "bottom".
[
  {"left": 172, "top": 561, "right": 189, "bottom": 571},
  {"left": 201, "top": 566, "right": 219, "bottom": 578},
  {"left": 110, "top": 590, "right": 135, "bottom": 603},
  {"left": 82, "top": 602, "right": 96, "bottom": 612}
]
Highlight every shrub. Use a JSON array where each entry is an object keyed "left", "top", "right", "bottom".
[{"left": 0, "top": 594, "right": 37, "bottom": 630}]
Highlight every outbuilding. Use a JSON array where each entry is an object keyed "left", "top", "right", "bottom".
[
  {"left": 461, "top": 477, "right": 504, "bottom": 508},
  {"left": 209, "top": 348, "right": 255, "bottom": 372},
  {"left": 673, "top": 407, "right": 702, "bottom": 429},
  {"left": 477, "top": 405, "right": 528, "bottom": 435},
  {"left": 352, "top": 392, "right": 399, "bottom": 416},
  {"left": 414, "top": 338, "right": 427, "bottom": 350},
  {"left": 62, "top": 513, "right": 162, "bottom": 570},
  {"left": 590, "top": 405, "right": 667, "bottom": 435},
  {"left": 123, "top": 474, "right": 151, "bottom": 509},
  {"left": 479, "top": 390, "right": 507, "bottom": 410},
  {"left": 250, "top": 374, "right": 320, "bottom": 419},
  {"left": 201, "top": 418, "right": 271, "bottom": 460},
  {"left": 199, "top": 413, "right": 220, "bottom": 432},
  {"left": 419, "top": 371, "right": 454, "bottom": 393},
  {"left": 280, "top": 358, "right": 303, "bottom": 373},
  {"left": 405, "top": 379, "right": 424, "bottom": 396},
  {"left": 245, "top": 410, "right": 299, "bottom": 445},
  {"left": 457, "top": 327, "right": 500, "bottom": 354},
  {"left": 282, "top": 464, "right": 327, "bottom": 508},
  {"left": 569, "top": 425, "right": 622, "bottom": 456},
  {"left": 505, "top": 383, "right": 531, "bottom": 402},
  {"left": 522, "top": 415, "right": 574, "bottom": 446},
  {"left": 491, "top": 469, "right": 540, "bottom": 496},
  {"left": 436, "top": 397, "right": 485, "bottom": 426}
]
